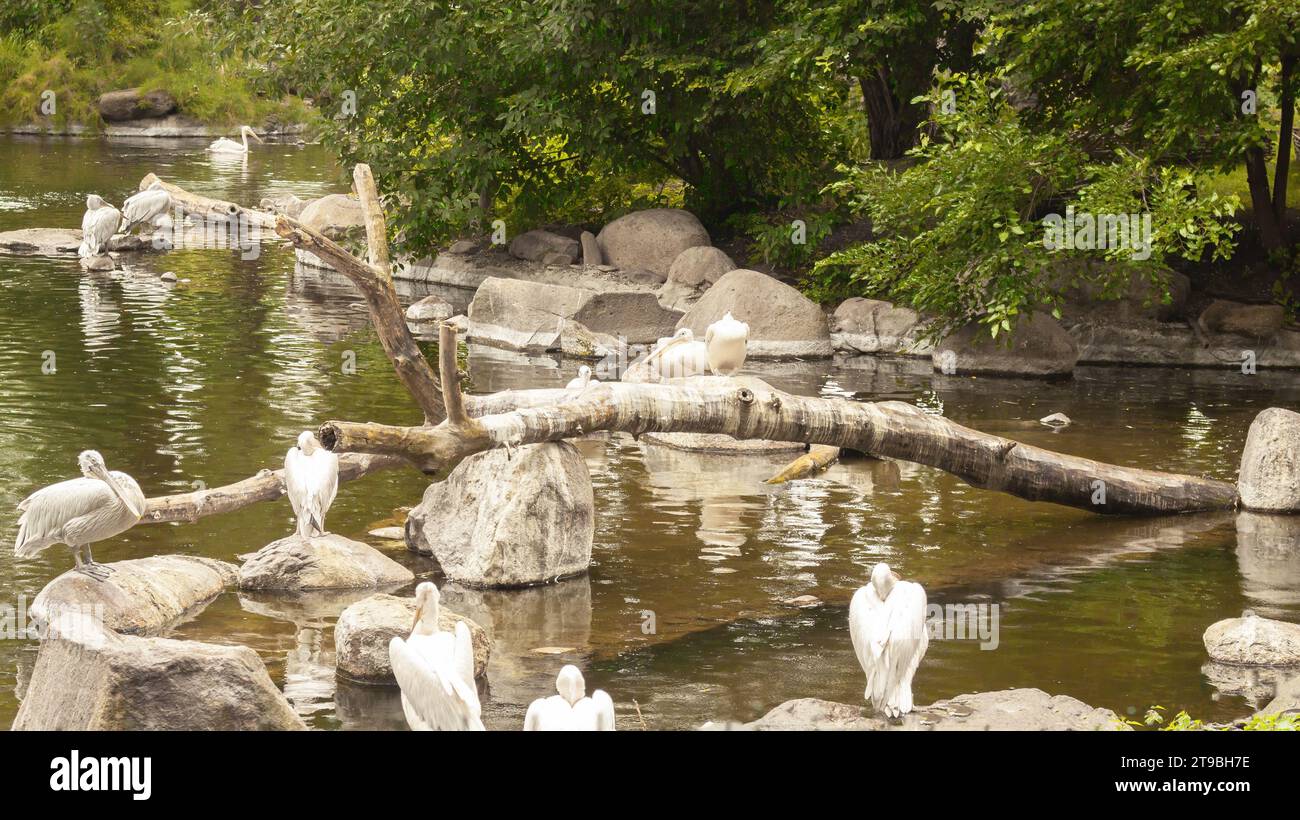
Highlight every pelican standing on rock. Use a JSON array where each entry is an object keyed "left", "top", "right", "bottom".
[
  {"left": 640, "top": 327, "right": 709, "bottom": 381},
  {"left": 565, "top": 365, "right": 599, "bottom": 391},
  {"left": 77, "top": 195, "right": 121, "bottom": 258},
  {"left": 207, "top": 125, "right": 263, "bottom": 155},
  {"left": 13, "top": 450, "right": 145, "bottom": 580},
  {"left": 120, "top": 181, "right": 173, "bottom": 234},
  {"left": 283, "top": 431, "right": 338, "bottom": 540},
  {"left": 388, "top": 582, "right": 484, "bottom": 731},
  {"left": 705, "top": 312, "right": 749, "bottom": 375},
  {"left": 524, "top": 665, "right": 616, "bottom": 731},
  {"left": 849, "top": 562, "right": 929, "bottom": 718}
]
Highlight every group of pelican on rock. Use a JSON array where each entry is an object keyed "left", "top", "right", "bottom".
[
  {"left": 632, "top": 311, "right": 750, "bottom": 382},
  {"left": 11, "top": 428, "right": 340, "bottom": 581},
  {"left": 76, "top": 181, "right": 175, "bottom": 260}
]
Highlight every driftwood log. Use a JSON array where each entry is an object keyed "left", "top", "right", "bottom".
[{"left": 138, "top": 173, "right": 276, "bottom": 230}]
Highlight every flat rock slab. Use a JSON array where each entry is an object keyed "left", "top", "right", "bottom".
[
  {"left": 0, "top": 228, "right": 83, "bottom": 256},
  {"left": 333, "top": 593, "right": 491, "bottom": 684},
  {"left": 736, "top": 689, "right": 1127, "bottom": 730},
  {"left": 238, "top": 533, "right": 415, "bottom": 591},
  {"left": 13, "top": 612, "right": 304, "bottom": 731},
  {"left": 1204, "top": 615, "right": 1300, "bottom": 666},
  {"left": 30, "top": 555, "right": 237, "bottom": 636}
]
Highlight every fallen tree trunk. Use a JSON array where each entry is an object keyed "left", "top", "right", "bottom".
[
  {"left": 141, "top": 453, "right": 405, "bottom": 524},
  {"left": 321, "top": 373, "right": 1238, "bottom": 516},
  {"left": 139, "top": 174, "right": 276, "bottom": 230},
  {"left": 766, "top": 445, "right": 841, "bottom": 484}
]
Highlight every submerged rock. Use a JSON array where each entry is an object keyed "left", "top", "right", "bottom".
[
  {"left": 933, "top": 311, "right": 1078, "bottom": 377},
  {"left": 677, "top": 269, "right": 833, "bottom": 358},
  {"left": 13, "top": 612, "right": 304, "bottom": 731},
  {"left": 404, "top": 294, "right": 454, "bottom": 323},
  {"left": 406, "top": 442, "right": 594, "bottom": 587},
  {"left": 830, "top": 297, "right": 930, "bottom": 356},
  {"left": 80, "top": 254, "right": 115, "bottom": 271},
  {"left": 30, "top": 555, "right": 237, "bottom": 636},
  {"left": 1203, "top": 613, "right": 1300, "bottom": 666},
  {"left": 596, "top": 208, "right": 711, "bottom": 276},
  {"left": 737, "top": 689, "right": 1127, "bottom": 731},
  {"left": 238, "top": 534, "right": 414, "bottom": 591},
  {"left": 0, "top": 227, "right": 83, "bottom": 256},
  {"left": 1237, "top": 408, "right": 1300, "bottom": 513},
  {"left": 333, "top": 593, "right": 490, "bottom": 684}
]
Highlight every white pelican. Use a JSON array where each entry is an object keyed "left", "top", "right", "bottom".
[
  {"left": 120, "top": 181, "right": 173, "bottom": 234},
  {"left": 388, "top": 582, "right": 484, "bottom": 731},
  {"left": 13, "top": 450, "right": 145, "bottom": 580},
  {"left": 523, "top": 664, "right": 616, "bottom": 731},
  {"left": 283, "top": 431, "right": 338, "bottom": 540},
  {"left": 848, "top": 562, "right": 929, "bottom": 718},
  {"left": 640, "top": 327, "right": 709, "bottom": 381},
  {"left": 705, "top": 312, "right": 749, "bottom": 375},
  {"left": 565, "top": 365, "right": 599, "bottom": 391},
  {"left": 207, "top": 125, "right": 263, "bottom": 155},
  {"left": 77, "top": 195, "right": 121, "bottom": 258}
]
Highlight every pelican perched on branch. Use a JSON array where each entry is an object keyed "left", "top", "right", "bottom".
[
  {"left": 283, "top": 431, "right": 338, "bottom": 540},
  {"left": 849, "top": 562, "right": 929, "bottom": 718},
  {"left": 639, "top": 327, "right": 709, "bottom": 381},
  {"left": 523, "top": 665, "right": 616, "bottom": 731},
  {"left": 13, "top": 450, "right": 145, "bottom": 580},
  {"left": 705, "top": 312, "right": 749, "bottom": 375},
  {"left": 207, "top": 125, "right": 263, "bottom": 155},
  {"left": 565, "top": 365, "right": 598, "bottom": 391},
  {"left": 388, "top": 582, "right": 484, "bottom": 731},
  {"left": 121, "top": 181, "right": 173, "bottom": 234},
  {"left": 77, "top": 195, "right": 121, "bottom": 257}
]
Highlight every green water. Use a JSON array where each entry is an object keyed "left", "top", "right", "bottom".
[{"left": 1, "top": 135, "right": 1298, "bottom": 730}]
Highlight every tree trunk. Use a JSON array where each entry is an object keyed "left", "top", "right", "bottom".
[
  {"left": 859, "top": 70, "right": 925, "bottom": 160},
  {"left": 352, "top": 163, "right": 391, "bottom": 278},
  {"left": 1246, "top": 146, "right": 1284, "bottom": 251},
  {"left": 139, "top": 174, "right": 276, "bottom": 230},
  {"left": 1273, "top": 55, "right": 1295, "bottom": 233},
  {"left": 320, "top": 378, "right": 1238, "bottom": 516}
]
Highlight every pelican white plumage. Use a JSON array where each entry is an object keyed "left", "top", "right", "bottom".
[
  {"left": 565, "top": 365, "right": 599, "bottom": 391},
  {"left": 523, "top": 665, "right": 616, "bottom": 731},
  {"left": 77, "top": 195, "right": 121, "bottom": 258},
  {"left": 283, "top": 431, "right": 338, "bottom": 540},
  {"left": 13, "top": 450, "right": 145, "bottom": 580},
  {"left": 704, "top": 312, "right": 749, "bottom": 375},
  {"left": 639, "top": 327, "right": 709, "bottom": 381},
  {"left": 207, "top": 125, "right": 263, "bottom": 155},
  {"left": 388, "top": 582, "right": 484, "bottom": 731},
  {"left": 120, "top": 181, "right": 173, "bottom": 234},
  {"left": 848, "top": 562, "right": 929, "bottom": 718}
]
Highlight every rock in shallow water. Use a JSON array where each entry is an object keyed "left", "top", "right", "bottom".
[
  {"left": 13, "top": 612, "right": 304, "bottom": 731},
  {"left": 677, "top": 269, "right": 832, "bottom": 358},
  {"left": 30, "top": 555, "right": 237, "bottom": 636},
  {"left": 333, "top": 593, "right": 490, "bottom": 684},
  {"left": 933, "top": 311, "right": 1078, "bottom": 377},
  {"left": 238, "top": 533, "right": 414, "bottom": 591},
  {"left": 406, "top": 442, "right": 594, "bottom": 587},
  {"left": 1237, "top": 408, "right": 1300, "bottom": 513},
  {"left": 1203, "top": 614, "right": 1300, "bottom": 666}
]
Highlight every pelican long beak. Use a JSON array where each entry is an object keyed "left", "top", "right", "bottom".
[
  {"left": 890, "top": 571, "right": 901, "bottom": 582},
  {"left": 645, "top": 335, "right": 686, "bottom": 364},
  {"left": 95, "top": 463, "right": 143, "bottom": 518},
  {"left": 409, "top": 602, "right": 424, "bottom": 636}
]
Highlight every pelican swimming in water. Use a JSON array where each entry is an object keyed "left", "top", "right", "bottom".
[
  {"left": 639, "top": 327, "right": 709, "bottom": 381},
  {"left": 13, "top": 450, "right": 145, "bottom": 580},
  {"left": 77, "top": 195, "right": 121, "bottom": 258},
  {"left": 388, "top": 582, "right": 484, "bottom": 731},
  {"left": 283, "top": 431, "right": 338, "bottom": 540},
  {"left": 523, "top": 665, "right": 616, "bottom": 731},
  {"left": 120, "top": 181, "right": 173, "bottom": 234},
  {"left": 565, "top": 365, "right": 599, "bottom": 391},
  {"left": 705, "top": 312, "right": 749, "bottom": 375},
  {"left": 207, "top": 125, "right": 263, "bottom": 155},
  {"left": 849, "top": 562, "right": 929, "bottom": 718}
]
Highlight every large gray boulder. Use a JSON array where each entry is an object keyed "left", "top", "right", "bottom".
[
  {"left": 13, "top": 612, "right": 305, "bottom": 730},
  {"left": 933, "top": 311, "right": 1078, "bottom": 377},
  {"left": 1203, "top": 614, "right": 1300, "bottom": 666},
  {"left": 596, "top": 208, "right": 711, "bottom": 276},
  {"left": 738, "top": 689, "right": 1127, "bottom": 731},
  {"left": 406, "top": 442, "right": 594, "bottom": 587},
  {"left": 831, "top": 297, "right": 931, "bottom": 356},
  {"left": 298, "top": 194, "right": 364, "bottom": 240},
  {"left": 677, "top": 269, "right": 832, "bottom": 358},
  {"left": 30, "top": 555, "right": 237, "bottom": 636},
  {"left": 334, "top": 593, "right": 491, "bottom": 684},
  {"left": 405, "top": 294, "right": 454, "bottom": 323},
  {"left": 260, "top": 193, "right": 310, "bottom": 219},
  {"left": 508, "top": 229, "right": 580, "bottom": 264},
  {"left": 1237, "top": 408, "right": 1300, "bottom": 513},
  {"left": 467, "top": 276, "right": 680, "bottom": 352},
  {"left": 657, "top": 246, "right": 735, "bottom": 311},
  {"left": 97, "top": 88, "right": 178, "bottom": 122},
  {"left": 1046, "top": 259, "right": 1191, "bottom": 322},
  {"left": 238, "top": 534, "right": 415, "bottom": 591},
  {"left": 1199, "top": 300, "right": 1285, "bottom": 339}
]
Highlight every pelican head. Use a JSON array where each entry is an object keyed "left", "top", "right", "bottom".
[
  {"left": 78, "top": 450, "right": 143, "bottom": 518},
  {"left": 146, "top": 181, "right": 165, "bottom": 192},
  {"left": 86, "top": 195, "right": 105, "bottom": 210},
  {"left": 241, "top": 125, "right": 265, "bottom": 144},
  {"left": 555, "top": 664, "right": 586, "bottom": 705},
  {"left": 296, "top": 430, "right": 320, "bottom": 455},
  {"left": 410, "top": 581, "right": 441, "bottom": 636},
  {"left": 870, "top": 562, "right": 900, "bottom": 599},
  {"left": 577, "top": 365, "right": 592, "bottom": 382},
  {"left": 647, "top": 328, "right": 694, "bottom": 362}
]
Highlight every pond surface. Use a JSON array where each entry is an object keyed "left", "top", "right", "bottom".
[{"left": 1, "top": 135, "right": 1298, "bottom": 730}]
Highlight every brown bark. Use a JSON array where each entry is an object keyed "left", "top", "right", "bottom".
[
  {"left": 1246, "top": 146, "right": 1284, "bottom": 250},
  {"left": 765, "top": 445, "right": 842, "bottom": 484},
  {"left": 352, "top": 163, "right": 392, "bottom": 279},
  {"left": 138, "top": 174, "right": 276, "bottom": 230},
  {"left": 320, "top": 375, "right": 1238, "bottom": 516},
  {"left": 1274, "top": 55, "right": 1295, "bottom": 230}
]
